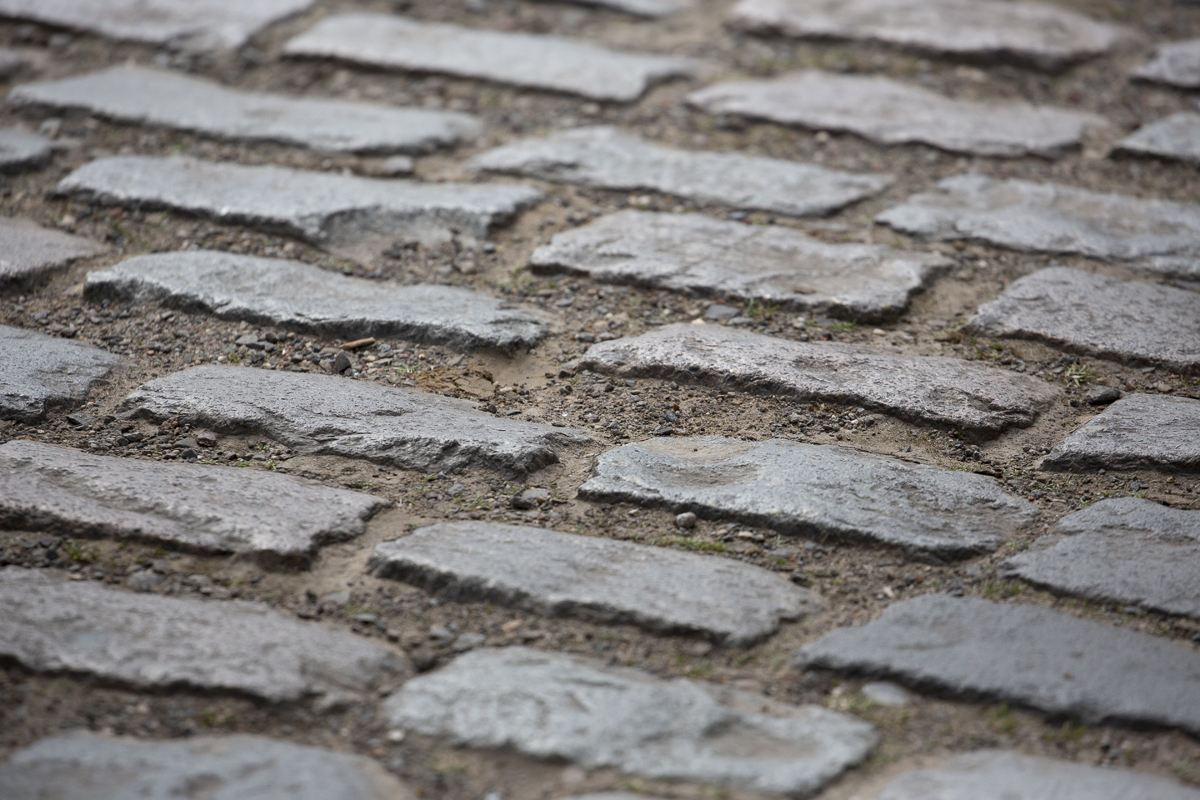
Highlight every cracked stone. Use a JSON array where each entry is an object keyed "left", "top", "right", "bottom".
[
  {"left": 0, "top": 217, "right": 103, "bottom": 287},
  {"left": 1042, "top": 394, "right": 1200, "bottom": 472},
  {"left": 1115, "top": 112, "right": 1200, "bottom": 166},
  {"left": 0, "top": 324, "right": 120, "bottom": 422},
  {"left": 1133, "top": 38, "right": 1200, "bottom": 89}
]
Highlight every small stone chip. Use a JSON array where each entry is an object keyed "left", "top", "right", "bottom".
[
  {"left": 1042, "top": 394, "right": 1200, "bottom": 472},
  {"left": 0, "top": 324, "right": 120, "bottom": 422},
  {"left": 1133, "top": 38, "right": 1200, "bottom": 89},
  {"left": 0, "top": 217, "right": 103, "bottom": 287},
  {"left": 0, "top": 128, "right": 56, "bottom": 171},
  {"left": 1115, "top": 112, "right": 1200, "bottom": 166}
]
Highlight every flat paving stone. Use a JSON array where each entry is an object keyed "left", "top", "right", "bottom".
[
  {"left": 1042, "top": 394, "right": 1200, "bottom": 472},
  {"left": 0, "top": 439, "right": 387, "bottom": 565},
  {"left": 11, "top": 65, "right": 482, "bottom": 155},
  {"left": 965, "top": 267, "right": 1200, "bottom": 372},
  {"left": 0, "top": 324, "right": 120, "bottom": 422},
  {"left": 283, "top": 14, "right": 706, "bottom": 102},
  {"left": 0, "top": 217, "right": 103, "bottom": 287},
  {"left": 370, "top": 520, "right": 819, "bottom": 645},
  {"left": 544, "top": 0, "right": 692, "bottom": 17},
  {"left": 0, "top": 733, "right": 415, "bottom": 800},
  {"left": 796, "top": 593, "right": 1200, "bottom": 734},
  {"left": 688, "top": 71, "right": 1106, "bottom": 158},
  {"left": 877, "top": 175, "right": 1200, "bottom": 281},
  {"left": 55, "top": 156, "right": 542, "bottom": 263},
  {"left": 529, "top": 210, "right": 950, "bottom": 320},
  {"left": 469, "top": 126, "right": 891, "bottom": 217},
  {"left": 874, "top": 750, "right": 1200, "bottom": 800},
  {"left": 570, "top": 324, "right": 1057, "bottom": 434},
  {"left": 729, "top": 0, "right": 1124, "bottom": 70},
  {"left": 0, "top": 566, "right": 402, "bottom": 703},
  {"left": 1133, "top": 38, "right": 1200, "bottom": 88},
  {"left": 1115, "top": 112, "right": 1200, "bottom": 166},
  {"left": 577, "top": 436, "right": 1036, "bottom": 560},
  {"left": 1003, "top": 498, "right": 1200, "bottom": 619},
  {"left": 85, "top": 250, "right": 546, "bottom": 352},
  {"left": 119, "top": 365, "right": 592, "bottom": 476},
  {"left": 0, "top": 127, "right": 55, "bottom": 170},
  {"left": 384, "top": 646, "right": 877, "bottom": 796},
  {"left": 0, "top": 0, "right": 314, "bottom": 50}
]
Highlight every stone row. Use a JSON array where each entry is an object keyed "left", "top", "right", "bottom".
[
  {"left": 1133, "top": 38, "right": 1200, "bottom": 89},
  {"left": 0, "top": 128, "right": 56, "bottom": 170},
  {"left": 1116, "top": 112, "right": 1200, "bottom": 166},
  {"left": 0, "top": 217, "right": 103, "bottom": 287},
  {"left": 0, "top": 324, "right": 119, "bottom": 422},
  {"left": 1043, "top": 394, "right": 1200, "bottom": 473}
]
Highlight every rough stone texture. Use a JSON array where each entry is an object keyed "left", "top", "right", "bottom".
[
  {"left": 11, "top": 65, "right": 481, "bottom": 155},
  {"left": 0, "top": 733, "right": 415, "bottom": 800},
  {"left": 120, "top": 366, "right": 592, "bottom": 476},
  {"left": 1133, "top": 38, "right": 1200, "bottom": 88},
  {"left": 876, "top": 175, "right": 1200, "bottom": 281},
  {"left": 544, "top": 0, "right": 692, "bottom": 17},
  {"left": 384, "top": 646, "right": 877, "bottom": 796},
  {"left": 86, "top": 251, "right": 546, "bottom": 352},
  {"left": 370, "top": 521, "right": 819, "bottom": 645},
  {"left": 578, "top": 436, "right": 1036, "bottom": 560},
  {"left": 0, "top": 439, "right": 387, "bottom": 564},
  {"left": 0, "top": 566, "right": 402, "bottom": 703},
  {"left": 530, "top": 210, "right": 950, "bottom": 320},
  {"left": 965, "top": 268, "right": 1200, "bottom": 372},
  {"left": 729, "top": 0, "right": 1124, "bottom": 70},
  {"left": 1003, "top": 498, "right": 1200, "bottom": 619},
  {"left": 0, "top": 127, "right": 55, "bottom": 170},
  {"left": 0, "top": 217, "right": 103, "bottom": 287},
  {"left": 688, "top": 72, "right": 1106, "bottom": 158},
  {"left": 571, "top": 324, "right": 1057, "bottom": 434},
  {"left": 0, "top": 324, "right": 120, "bottom": 422},
  {"left": 796, "top": 594, "right": 1200, "bottom": 734},
  {"left": 874, "top": 750, "right": 1200, "bottom": 800},
  {"left": 1115, "top": 112, "right": 1200, "bottom": 166},
  {"left": 469, "top": 126, "right": 891, "bottom": 217},
  {"left": 1042, "top": 394, "right": 1200, "bottom": 472},
  {"left": 54, "top": 156, "right": 542, "bottom": 263},
  {"left": 283, "top": 14, "right": 706, "bottom": 102},
  {"left": 0, "top": 0, "right": 314, "bottom": 50}
]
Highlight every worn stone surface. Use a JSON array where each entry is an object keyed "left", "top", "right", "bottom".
[
  {"left": 689, "top": 71, "right": 1106, "bottom": 158},
  {"left": 578, "top": 437, "right": 1035, "bottom": 560},
  {"left": 877, "top": 175, "right": 1200, "bottom": 280},
  {"left": 1003, "top": 498, "right": 1200, "bottom": 619},
  {"left": 0, "top": 567, "right": 402, "bottom": 702},
  {"left": 545, "top": 0, "right": 692, "bottom": 17},
  {"left": 0, "top": 127, "right": 55, "bottom": 169},
  {"left": 965, "top": 268, "right": 1200, "bottom": 372},
  {"left": 0, "top": 324, "right": 120, "bottom": 422},
  {"left": 530, "top": 210, "right": 949, "bottom": 320},
  {"left": 86, "top": 250, "right": 546, "bottom": 352},
  {"left": 1133, "top": 38, "right": 1200, "bottom": 88},
  {"left": 385, "top": 646, "right": 876, "bottom": 796},
  {"left": 0, "top": 46, "right": 24, "bottom": 77},
  {"left": 470, "top": 126, "right": 891, "bottom": 217},
  {"left": 55, "top": 156, "right": 542, "bottom": 262},
  {"left": 796, "top": 594, "right": 1200, "bottom": 734},
  {"left": 120, "top": 366, "right": 591, "bottom": 476},
  {"left": 11, "top": 65, "right": 481, "bottom": 155},
  {"left": 371, "top": 520, "right": 818, "bottom": 645},
  {"left": 1115, "top": 112, "right": 1200, "bottom": 166},
  {"left": 0, "top": 0, "right": 314, "bottom": 50},
  {"left": 1042, "top": 394, "right": 1200, "bottom": 472},
  {"left": 0, "top": 440, "right": 387, "bottom": 564},
  {"left": 0, "top": 217, "right": 103, "bottom": 286},
  {"left": 874, "top": 750, "right": 1200, "bottom": 800},
  {"left": 0, "top": 733, "right": 415, "bottom": 800},
  {"left": 283, "top": 14, "right": 706, "bottom": 102},
  {"left": 571, "top": 324, "right": 1057, "bottom": 434},
  {"left": 729, "top": 0, "right": 1124, "bottom": 69}
]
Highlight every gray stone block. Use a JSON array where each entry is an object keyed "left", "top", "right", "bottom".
[
  {"left": 0, "top": 439, "right": 387, "bottom": 565},
  {"left": 530, "top": 210, "right": 950, "bottom": 320},
  {"left": 0, "top": 324, "right": 120, "bottom": 422},
  {"left": 85, "top": 250, "right": 546, "bottom": 352},
  {"left": 0, "top": 127, "right": 55, "bottom": 170},
  {"left": 689, "top": 71, "right": 1106, "bottom": 158},
  {"left": 877, "top": 175, "right": 1200, "bottom": 281},
  {"left": 371, "top": 520, "right": 818, "bottom": 645},
  {"left": 729, "top": 0, "right": 1124, "bottom": 70},
  {"left": 570, "top": 324, "right": 1057, "bottom": 434},
  {"left": 796, "top": 594, "right": 1200, "bottom": 734},
  {"left": 0, "top": 567, "right": 403, "bottom": 703},
  {"left": 1133, "top": 38, "right": 1200, "bottom": 89},
  {"left": 470, "top": 126, "right": 891, "bottom": 217},
  {"left": 0, "top": 217, "right": 103, "bottom": 287},
  {"left": 1003, "top": 498, "right": 1200, "bottom": 619},
  {"left": 384, "top": 646, "right": 877, "bottom": 796},
  {"left": 283, "top": 14, "right": 707, "bottom": 102},
  {"left": 1115, "top": 112, "right": 1200, "bottom": 166},
  {"left": 965, "top": 268, "right": 1200, "bottom": 372},
  {"left": 119, "top": 365, "right": 592, "bottom": 476},
  {"left": 578, "top": 436, "right": 1035, "bottom": 560},
  {"left": 1042, "top": 394, "right": 1200, "bottom": 472}
]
